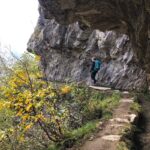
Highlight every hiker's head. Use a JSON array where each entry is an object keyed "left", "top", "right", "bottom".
[{"left": 92, "top": 57, "right": 96, "bottom": 62}]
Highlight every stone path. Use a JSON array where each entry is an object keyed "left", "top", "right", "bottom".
[
  {"left": 89, "top": 86, "right": 111, "bottom": 91},
  {"left": 78, "top": 86, "right": 136, "bottom": 150}
]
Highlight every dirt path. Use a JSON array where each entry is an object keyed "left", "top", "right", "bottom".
[
  {"left": 138, "top": 100, "right": 150, "bottom": 150},
  {"left": 77, "top": 86, "right": 136, "bottom": 150}
]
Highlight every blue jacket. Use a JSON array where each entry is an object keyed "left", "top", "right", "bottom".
[{"left": 91, "top": 59, "right": 102, "bottom": 72}]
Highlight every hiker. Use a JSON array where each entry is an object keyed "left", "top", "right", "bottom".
[{"left": 90, "top": 57, "right": 102, "bottom": 84}]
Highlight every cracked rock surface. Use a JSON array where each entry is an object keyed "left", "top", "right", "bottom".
[{"left": 27, "top": 0, "right": 149, "bottom": 91}]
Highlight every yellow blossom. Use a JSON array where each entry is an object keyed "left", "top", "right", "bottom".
[
  {"left": 35, "top": 55, "right": 41, "bottom": 61},
  {"left": 8, "top": 128, "right": 14, "bottom": 134},
  {"left": 35, "top": 114, "right": 46, "bottom": 122},
  {"left": 24, "top": 123, "right": 33, "bottom": 131},
  {"left": 49, "top": 92, "right": 55, "bottom": 97},
  {"left": 25, "top": 98, "right": 31, "bottom": 104},
  {"left": 3, "top": 102, "right": 11, "bottom": 108},
  {"left": 60, "top": 85, "right": 72, "bottom": 94},
  {"left": 0, "top": 102, "right": 4, "bottom": 110},
  {"left": 22, "top": 114, "right": 30, "bottom": 122},
  {"left": 16, "top": 110, "right": 23, "bottom": 117},
  {"left": 18, "top": 136, "right": 25, "bottom": 142},
  {"left": 26, "top": 104, "right": 33, "bottom": 112},
  {"left": 0, "top": 130, "right": 6, "bottom": 141}
]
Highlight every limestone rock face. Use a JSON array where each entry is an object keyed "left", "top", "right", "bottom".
[
  {"left": 37, "top": 0, "right": 150, "bottom": 71},
  {"left": 27, "top": 18, "right": 147, "bottom": 91}
]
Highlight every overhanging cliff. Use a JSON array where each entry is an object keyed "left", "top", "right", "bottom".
[
  {"left": 27, "top": 0, "right": 149, "bottom": 91},
  {"left": 37, "top": 0, "right": 150, "bottom": 70}
]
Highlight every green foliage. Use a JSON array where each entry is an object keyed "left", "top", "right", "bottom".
[
  {"left": 84, "top": 92, "right": 120, "bottom": 121},
  {"left": 66, "top": 121, "right": 98, "bottom": 139},
  {"left": 48, "top": 145, "right": 60, "bottom": 150},
  {"left": 61, "top": 121, "right": 98, "bottom": 149},
  {"left": 130, "top": 102, "right": 142, "bottom": 113},
  {"left": 0, "top": 52, "right": 121, "bottom": 149},
  {"left": 117, "top": 141, "right": 129, "bottom": 150}
]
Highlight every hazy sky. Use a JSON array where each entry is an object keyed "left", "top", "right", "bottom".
[{"left": 0, "top": 0, "right": 39, "bottom": 55}]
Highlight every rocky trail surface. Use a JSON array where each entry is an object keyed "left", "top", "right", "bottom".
[{"left": 70, "top": 86, "right": 137, "bottom": 150}]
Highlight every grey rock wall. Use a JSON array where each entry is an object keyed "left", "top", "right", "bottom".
[
  {"left": 27, "top": 18, "right": 147, "bottom": 91},
  {"left": 37, "top": 0, "right": 150, "bottom": 72}
]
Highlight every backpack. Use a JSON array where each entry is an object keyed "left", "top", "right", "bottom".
[{"left": 94, "top": 60, "right": 101, "bottom": 71}]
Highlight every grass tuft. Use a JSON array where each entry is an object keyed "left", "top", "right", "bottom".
[{"left": 130, "top": 102, "right": 142, "bottom": 113}]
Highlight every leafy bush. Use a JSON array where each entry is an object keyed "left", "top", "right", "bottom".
[{"left": 0, "top": 53, "right": 121, "bottom": 150}]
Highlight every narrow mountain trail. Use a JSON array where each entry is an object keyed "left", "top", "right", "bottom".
[
  {"left": 72, "top": 86, "right": 137, "bottom": 150},
  {"left": 137, "top": 99, "right": 150, "bottom": 150}
]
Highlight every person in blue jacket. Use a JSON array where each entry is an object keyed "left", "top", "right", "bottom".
[{"left": 90, "top": 57, "right": 102, "bottom": 84}]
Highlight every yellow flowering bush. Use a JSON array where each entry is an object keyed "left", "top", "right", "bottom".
[{"left": 0, "top": 53, "right": 70, "bottom": 149}]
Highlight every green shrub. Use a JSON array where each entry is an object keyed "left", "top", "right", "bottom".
[
  {"left": 130, "top": 102, "right": 142, "bottom": 113},
  {"left": 0, "top": 53, "right": 121, "bottom": 150}
]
